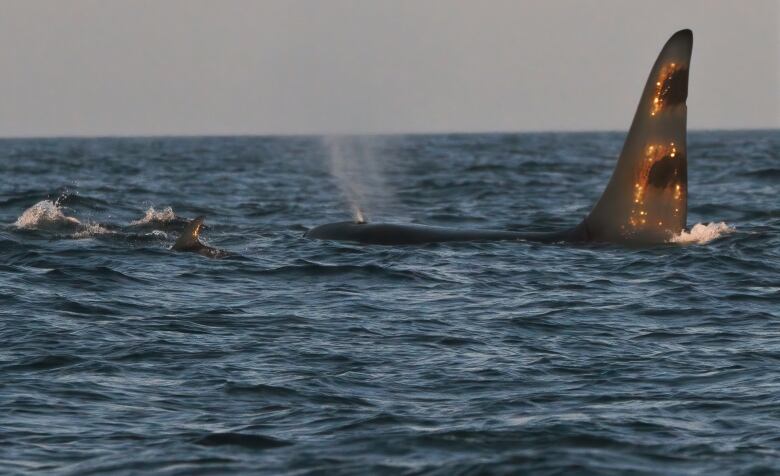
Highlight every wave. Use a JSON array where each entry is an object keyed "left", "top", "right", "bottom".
[
  {"left": 129, "top": 206, "right": 177, "bottom": 226},
  {"left": 669, "top": 222, "right": 735, "bottom": 244},
  {"left": 742, "top": 168, "right": 780, "bottom": 179},
  {"left": 14, "top": 200, "right": 81, "bottom": 230}
]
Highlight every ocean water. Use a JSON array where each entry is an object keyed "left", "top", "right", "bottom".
[{"left": 0, "top": 130, "right": 778, "bottom": 475}]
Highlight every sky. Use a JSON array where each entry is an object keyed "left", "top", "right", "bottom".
[{"left": 0, "top": 0, "right": 777, "bottom": 137}]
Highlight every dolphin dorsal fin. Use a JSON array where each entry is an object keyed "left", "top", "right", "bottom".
[
  {"left": 584, "top": 29, "right": 692, "bottom": 244},
  {"left": 173, "top": 216, "right": 205, "bottom": 250}
]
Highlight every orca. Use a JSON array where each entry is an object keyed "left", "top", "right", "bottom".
[
  {"left": 172, "top": 216, "right": 229, "bottom": 258},
  {"left": 306, "top": 29, "right": 693, "bottom": 246}
]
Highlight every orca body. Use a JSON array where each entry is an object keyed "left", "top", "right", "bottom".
[
  {"left": 306, "top": 30, "right": 693, "bottom": 246},
  {"left": 172, "top": 216, "right": 229, "bottom": 258},
  {"left": 306, "top": 221, "right": 591, "bottom": 245}
]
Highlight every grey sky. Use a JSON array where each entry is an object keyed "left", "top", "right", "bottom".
[{"left": 0, "top": 0, "right": 777, "bottom": 137}]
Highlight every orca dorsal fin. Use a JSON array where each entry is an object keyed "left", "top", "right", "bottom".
[
  {"left": 584, "top": 29, "right": 692, "bottom": 244},
  {"left": 173, "top": 216, "right": 205, "bottom": 250}
]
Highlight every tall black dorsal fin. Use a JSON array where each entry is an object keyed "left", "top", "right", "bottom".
[
  {"left": 584, "top": 29, "right": 692, "bottom": 243},
  {"left": 173, "top": 216, "right": 205, "bottom": 250}
]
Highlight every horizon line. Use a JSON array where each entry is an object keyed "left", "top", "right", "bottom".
[{"left": 0, "top": 126, "right": 777, "bottom": 141}]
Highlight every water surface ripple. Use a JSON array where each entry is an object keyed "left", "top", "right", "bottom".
[{"left": 1, "top": 131, "right": 778, "bottom": 475}]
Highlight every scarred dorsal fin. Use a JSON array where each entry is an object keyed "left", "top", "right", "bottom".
[
  {"left": 173, "top": 216, "right": 205, "bottom": 250},
  {"left": 584, "top": 29, "right": 692, "bottom": 244}
]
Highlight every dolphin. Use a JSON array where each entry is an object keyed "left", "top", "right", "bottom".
[
  {"left": 306, "top": 29, "right": 693, "bottom": 246},
  {"left": 172, "top": 216, "right": 229, "bottom": 258}
]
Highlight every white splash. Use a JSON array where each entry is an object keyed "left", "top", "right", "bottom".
[
  {"left": 130, "top": 206, "right": 176, "bottom": 226},
  {"left": 14, "top": 200, "right": 81, "bottom": 229},
  {"left": 669, "top": 222, "right": 735, "bottom": 244},
  {"left": 72, "top": 223, "right": 114, "bottom": 239}
]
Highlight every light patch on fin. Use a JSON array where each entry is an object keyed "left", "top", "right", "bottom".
[
  {"left": 173, "top": 216, "right": 205, "bottom": 251},
  {"left": 650, "top": 62, "right": 689, "bottom": 116},
  {"left": 584, "top": 29, "right": 692, "bottom": 244},
  {"left": 629, "top": 142, "right": 686, "bottom": 229}
]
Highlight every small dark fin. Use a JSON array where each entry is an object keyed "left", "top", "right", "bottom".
[
  {"left": 584, "top": 29, "right": 692, "bottom": 244},
  {"left": 173, "top": 216, "right": 205, "bottom": 250}
]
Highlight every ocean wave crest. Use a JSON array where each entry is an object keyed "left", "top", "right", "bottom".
[
  {"left": 669, "top": 222, "right": 735, "bottom": 244},
  {"left": 14, "top": 200, "right": 81, "bottom": 230}
]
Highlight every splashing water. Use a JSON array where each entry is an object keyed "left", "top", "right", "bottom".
[
  {"left": 72, "top": 223, "right": 114, "bottom": 239},
  {"left": 669, "top": 222, "right": 735, "bottom": 244},
  {"left": 130, "top": 206, "right": 176, "bottom": 226},
  {"left": 14, "top": 200, "right": 81, "bottom": 229},
  {"left": 14, "top": 199, "right": 114, "bottom": 238}
]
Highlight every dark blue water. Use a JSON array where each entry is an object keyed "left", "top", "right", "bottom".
[{"left": 1, "top": 130, "right": 778, "bottom": 475}]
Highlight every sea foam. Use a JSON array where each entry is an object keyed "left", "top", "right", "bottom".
[{"left": 669, "top": 222, "right": 735, "bottom": 244}]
